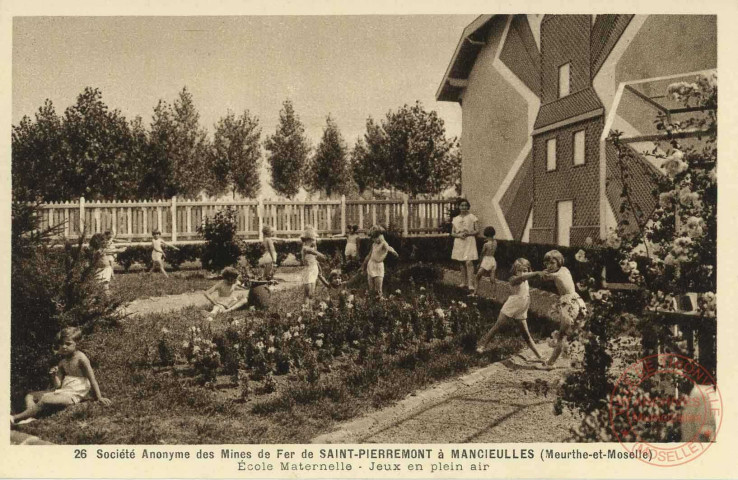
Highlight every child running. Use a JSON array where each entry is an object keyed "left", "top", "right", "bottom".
[
  {"left": 11, "top": 327, "right": 111, "bottom": 427},
  {"left": 476, "top": 258, "right": 543, "bottom": 361},
  {"left": 472, "top": 227, "right": 498, "bottom": 298},
  {"left": 362, "top": 225, "right": 399, "bottom": 299},
  {"left": 541, "top": 250, "right": 589, "bottom": 367},
  {"left": 204, "top": 266, "right": 250, "bottom": 317},
  {"left": 301, "top": 227, "right": 327, "bottom": 308},
  {"left": 149, "top": 229, "right": 179, "bottom": 277}
]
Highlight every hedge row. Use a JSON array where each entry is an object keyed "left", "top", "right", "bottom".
[{"left": 112, "top": 235, "right": 617, "bottom": 290}]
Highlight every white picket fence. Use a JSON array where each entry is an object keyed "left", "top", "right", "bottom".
[{"left": 35, "top": 196, "right": 455, "bottom": 243}]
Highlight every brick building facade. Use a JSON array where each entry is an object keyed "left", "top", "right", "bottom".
[{"left": 437, "top": 14, "right": 716, "bottom": 246}]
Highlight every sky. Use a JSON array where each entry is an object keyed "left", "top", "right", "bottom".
[{"left": 12, "top": 15, "right": 475, "bottom": 198}]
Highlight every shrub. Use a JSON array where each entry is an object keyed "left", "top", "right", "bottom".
[
  {"left": 11, "top": 202, "right": 125, "bottom": 403},
  {"left": 198, "top": 207, "right": 242, "bottom": 272}
]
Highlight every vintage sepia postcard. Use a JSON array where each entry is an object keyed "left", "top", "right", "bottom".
[{"left": 2, "top": 0, "right": 737, "bottom": 478}]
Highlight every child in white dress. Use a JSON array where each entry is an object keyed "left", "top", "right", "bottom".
[
  {"left": 476, "top": 258, "right": 543, "bottom": 361},
  {"left": 541, "top": 250, "right": 589, "bottom": 367},
  {"left": 451, "top": 199, "right": 479, "bottom": 293},
  {"left": 11, "top": 327, "right": 111, "bottom": 427}
]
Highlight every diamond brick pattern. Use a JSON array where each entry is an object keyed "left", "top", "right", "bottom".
[
  {"left": 500, "top": 15, "right": 541, "bottom": 97},
  {"left": 591, "top": 15, "right": 634, "bottom": 77},
  {"left": 532, "top": 117, "right": 604, "bottom": 246},
  {"left": 605, "top": 141, "right": 661, "bottom": 235},
  {"left": 500, "top": 150, "right": 535, "bottom": 240},
  {"left": 540, "top": 15, "right": 591, "bottom": 104}
]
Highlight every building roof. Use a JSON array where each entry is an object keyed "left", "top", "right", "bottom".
[
  {"left": 436, "top": 15, "right": 498, "bottom": 102},
  {"left": 533, "top": 87, "right": 604, "bottom": 130}
]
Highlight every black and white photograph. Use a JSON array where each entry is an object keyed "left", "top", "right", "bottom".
[{"left": 2, "top": 1, "right": 734, "bottom": 478}]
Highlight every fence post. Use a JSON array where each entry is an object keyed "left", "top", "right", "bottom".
[
  {"left": 79, "top": 196, "right": 85, "bottom": 235},
  {"left": 341, "top": 195, "right": 346, "bottom": 236},
  {"left": 171, "top": 196, "right": 178, "bottom": 242},
  {"left": 403, "top": 194, "right": 409, "bottom": 236},
  {"left": 257, "top": 197, "right": 264, "bottom": 241}
]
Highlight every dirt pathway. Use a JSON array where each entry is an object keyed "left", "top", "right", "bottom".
[
  {"left": 311, "top": 269, "right": 579, "bottom": 443},
  {"left": 121, "top": 271, "right": 305, "bottom": 317}
]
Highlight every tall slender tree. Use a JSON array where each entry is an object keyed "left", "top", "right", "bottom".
[
  {"left": 264, "top": 100, "right": 310, "bottom": 198},
  {"left": 211, "top": 110, "right": 262, "bottom": 199},
  {"left": 307, "top": 115, "right": 350, "bottom": 197},
  {"left": 169, "top": 87, "right": 212, "bottom": 198}
]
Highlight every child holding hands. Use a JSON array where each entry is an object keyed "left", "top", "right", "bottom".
[
  {"left": 541, "top": 250, "right": 589, "bottom": 367},
  {"left": 472, "top": 227, "right": 498, "bottom": 298},
  {"left": 362, "top": 225, "right": 399, "bottom": 299},
  {"left": 150, "top": 229, "right": 179, "bottom": 277},
  {"left": 11, "top": 327, "right": 111, "bottom": 427},
  {"left": 476, "top": 258, "right": 543, "bottom": 361}
]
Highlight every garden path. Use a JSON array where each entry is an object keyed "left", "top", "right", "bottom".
[
  {"left": 120, "top": 271, "right": 305, "bottom": 317},
  {"left": 311, "top": 270, "right": 577, "bottom": 443}
]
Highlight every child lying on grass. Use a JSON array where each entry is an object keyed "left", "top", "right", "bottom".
[{"left": 11, "top": 327, "right": 111, "bottom": 427}]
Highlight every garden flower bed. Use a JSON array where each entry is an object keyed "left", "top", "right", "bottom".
[{"left": 16, "top": 276, "right": 554, "bottom": 444}]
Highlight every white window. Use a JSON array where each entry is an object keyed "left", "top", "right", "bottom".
[
  {"left": 558, "top": 63, "right": 570, "bottom": 98},
  {"left": 573, "top": 130, "right": 586, "bottom": 165},
  {"left": 546, "top": 138, "right": 557, "bottom": 171}
]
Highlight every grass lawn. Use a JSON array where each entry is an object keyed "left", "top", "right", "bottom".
[
  {"left": 111, "top": 270, "right": 214, "bottom": 301},
  {"left": 15, "top": 271, "right": 560, "bottom": 444}
]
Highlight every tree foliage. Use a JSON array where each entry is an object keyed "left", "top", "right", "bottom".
[
  {"left": 168, "top": 87, "right": 213, "bottom": 198},
  {"left": 307, "top": 115, "right": 351, "bottom": 197},
  {"left": 12, "top": 89, "right": 145, "bottom": 202},
  {"left": 351, "top": 102, "right": 459, "bottom": 197},
  {"left": 557, "top": 73, "right": 718, "bottom": 442},
  {"left": 211, "top": 110, "right": 262, "bottom": 198},
  {"left": 264, "top": 100, "right": 311, "bottom": 198}
]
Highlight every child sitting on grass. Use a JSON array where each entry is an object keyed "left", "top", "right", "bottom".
[
  {"left": 204, "top": 267, "right": 250, "bottom": 317},
  {"left": 541, "top": 249, "right": 589, "bottom": 367},
  {"left": 362, "top": 225, "right": 399, "bottom": 299},
  {"left": 11, "top": 327, "right": 111, "bottom": 427}
]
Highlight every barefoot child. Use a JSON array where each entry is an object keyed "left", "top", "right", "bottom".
[
  {"left": 11, "top": 327, "right": 111, "bottom": 427},
  {"left": 476, "top": 258, "right": 543, "bottom": 360},
  {"left": 334, "top": 224, "right": 361, "bottom": 260},
  {"left": 204, "top": 267, "right": 250, "bottom": 316},
  {"left": 362, "top": 225, "right": 399, "bottom": 299},
  {"left": 541, "top": 250, "right": 589, "bottom": 367},
  {"left": 150, "top": 229, "right": 179, "bottom": 277},
  {"left": 261, "top": 226, "right": 278, "bottom": 280},
  {"left": 472, "top": 227, "right": 498, "bottom": 298},
  {"left": 90, "top": 233, "right": 119, "bottom": 293},
  {"left": 301, "top": 228, "right": 327, "bottom": 308}
]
